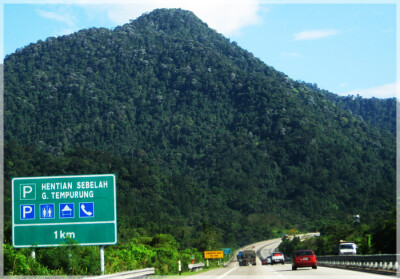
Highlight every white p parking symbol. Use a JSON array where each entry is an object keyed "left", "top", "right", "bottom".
[
  {"left": 20, "top": 205, "right": 35, "bottom": 220},
  {"left": 23, "top": 186, "right": 32, "bottom": 197},
  {"left": 20, "top": 184, "right": 36, "bottom": 200}
]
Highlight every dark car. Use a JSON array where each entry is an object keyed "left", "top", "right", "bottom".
[{"left": 292, "top": 250, "right": 317, "bottom": 270}]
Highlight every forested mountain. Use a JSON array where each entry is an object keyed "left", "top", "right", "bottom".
[
  {"left": 4, "top": 9, "right": 396, "bottom": 247},
  {"left": 325, "top": 92, "right": 396, "bottom": 135}
]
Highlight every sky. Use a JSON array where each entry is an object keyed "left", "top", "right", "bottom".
[{"left": 2, "top": 0, "right": 398, "bottom": 99}]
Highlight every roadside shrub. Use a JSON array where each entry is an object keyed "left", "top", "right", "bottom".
[{"left": 4, "top": 243, "right": 52, "bottom": 275}]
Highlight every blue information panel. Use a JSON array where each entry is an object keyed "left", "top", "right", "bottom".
[
  {"left": 60, "top": 203, "right": 74, "bottom": 218},
  {"left": 12, "top": 174, "right": 117, "bottom": 248},
  {"left": 221, "top": 248, "right": 232, "bottom": 255}
]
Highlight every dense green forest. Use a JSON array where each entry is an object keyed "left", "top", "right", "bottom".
[
  {"left": 4, "top": 7, "right": 396, "bottom": 260},
  {"left": 325, "top": 91, "right": 396, "bottom": 135},
  {"left": 279, "top": 207, "right": 396, "bottom": 256}
]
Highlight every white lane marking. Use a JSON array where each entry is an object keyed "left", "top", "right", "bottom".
[{"left": 216, "top": 266, "right": 239, "bottom": 279}]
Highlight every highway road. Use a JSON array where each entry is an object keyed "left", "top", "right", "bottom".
[
  {"left": 162, "top": 238, "right": 396, "bottom": 279},
  {"left": 173, "top": 263, "right": 396, "bottom": 278}
]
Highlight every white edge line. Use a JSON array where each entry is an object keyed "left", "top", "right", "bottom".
[{"left": 216, "top": 266, "right": 239, "bottom": 279}]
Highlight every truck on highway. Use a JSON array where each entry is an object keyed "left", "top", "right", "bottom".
[
  {"left": 239, "top": 250, "right": 256, "bottom": 266},
  {"left": 339, "top": 242, "right": 358, "bottom": 255},
  {"left": 237, "top": 251, "right": 242, "bottom": 264}
]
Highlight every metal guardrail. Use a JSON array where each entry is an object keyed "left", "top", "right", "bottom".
[
  {"left": 317, "top": 254, "right": 398, "bottom": 273},
  {"left": 188, "top": 262, "right": 205, "bottom": 271},
  {"left": 88, "top": 267, "right": 155, "bottom": 278}
]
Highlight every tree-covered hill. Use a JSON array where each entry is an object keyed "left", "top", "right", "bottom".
[
  {"left": 325, "top": 91, "right": 396, "bottom": 135},
  {"left": 4, "top": 8, "right": 396, "bottom": 247}
]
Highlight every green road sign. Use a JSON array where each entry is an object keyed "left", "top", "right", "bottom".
[
  {"left": 221, "top": 248, "right": 232, "bottom": 255},
  {"left": 12, "top": 174, "right": 117, "bottom": 248}
]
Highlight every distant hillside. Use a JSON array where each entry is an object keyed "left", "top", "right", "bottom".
[
  {"left": 325, "top": 91, "right": 396, "bottom": 135},
  {"left": 4, "top": 9, "right": 395, "bottom": 246}
]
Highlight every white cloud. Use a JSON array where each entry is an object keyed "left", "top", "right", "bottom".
[
  {"left": 294, "top": 29, "right": 339, "bottom": 41},
  {"left": 28, "top": 0, "right": 262, "bottom": 36},
  {"left": 282, "top": 51, "right": 303, "bottom": 58},
  {"left": 36, "top": 9, "right": 75, "bottom": 27},
  {"left": 80, "top": 0, "right": 262, "bottom": 36},
  {"left": 344, "top": 83, "right": 397, "bottom": 99},
  {"left": 35, "top": 7, "right": 81, "bottom": 38},
  {"left": 102, "top": 3, "right": 155, "bottom": 26}
]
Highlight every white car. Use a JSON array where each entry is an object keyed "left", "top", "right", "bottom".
[
  {"left": 339, "top": 242, "right": 358, "bottom": 255},
  {"left": 271, "top": 252, "right": 285, "bottom": 265}
]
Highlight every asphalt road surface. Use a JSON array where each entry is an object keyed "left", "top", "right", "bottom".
[
  {"left": 173, "top": 263, "right": 397, "bottom": 279},
  {"left": 159, "top": 237, "right": 396, "bottom": 279}
]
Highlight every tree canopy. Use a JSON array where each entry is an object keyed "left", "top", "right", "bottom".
[{"left": 4, "top": 8, "right": 396, "bottom": 248}]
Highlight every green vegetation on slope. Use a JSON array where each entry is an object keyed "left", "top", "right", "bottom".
[
  {"left": 4, "top": 233, "right": 210, "bottom": 276},
  {"left": 279, "top": 207, "right": 396, "bottom": 256},
  {"left": 4, "top": 7, "right": 396, "bottom": 260}
]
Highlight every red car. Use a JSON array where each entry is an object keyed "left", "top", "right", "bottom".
[
  {"left": 261, "top": 256, "right": 271, "bottom": 265},
  {"left": 292, "top": 250, "right": 317, "bottom": 270}
]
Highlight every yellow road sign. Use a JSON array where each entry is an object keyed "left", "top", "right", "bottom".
[{"left": 204, "top": 250, "right": 224, "bottom": 259}]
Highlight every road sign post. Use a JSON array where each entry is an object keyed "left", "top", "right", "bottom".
[
  {"left": 100, "top": 246, "right": 105, "bottom": 275},
  {"left": 12, "top": 174, "right": 117, "bottom": 248}
]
